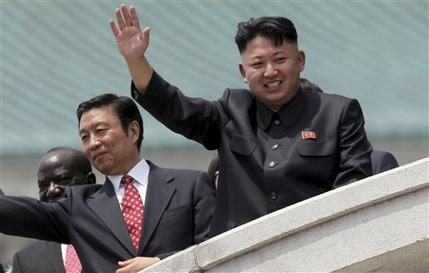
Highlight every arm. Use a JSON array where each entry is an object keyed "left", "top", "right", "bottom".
[
  {"left": 334, "top": 99, "right": 373, "bottom": 187},
  {"left": 0, "top": 194, "right": 70, "bottom": 243},
  {"left": 110, "top": 4, "right": 152, "bottom": 93},
  {"left": 111, "top": 4, "right": 224, "bottom": 149},
  {"left": 193, "top": 172, "right": 216, "bottom": 243}
]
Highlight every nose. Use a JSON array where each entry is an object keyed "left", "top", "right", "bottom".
[
  {"left": 264, "top": 63, "right": 278, "bottom": 78},
  {"left": 88, "top": 135, "right": 101, "bottom": 151},
  {"left": 45, "top": 182, "right": 65, "bottom": 202}
]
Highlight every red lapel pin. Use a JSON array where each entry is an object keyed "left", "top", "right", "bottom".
[{"left": 301, "top": 130, "right": 317, "bottom": 140}]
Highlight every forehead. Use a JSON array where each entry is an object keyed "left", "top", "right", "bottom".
[
  {"left": 79, "top": 106, "right": 119, "bottom": 130},
  {"left": 38, "top": 152, "right": 77, "bottom": 172},
  {"left": 242, "top": 36, "right": 297, "bottom": 58}
]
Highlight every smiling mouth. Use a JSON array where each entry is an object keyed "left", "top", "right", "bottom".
[
  {"left": 93, "top": 152, "right": 107, "bottom": 162},
  {"left": 264, "top": 80, "right": 282, "bottom": 89}
]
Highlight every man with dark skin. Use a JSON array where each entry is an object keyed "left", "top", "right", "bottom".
[
  {"left": 110, "top": 4, "right": 372, "bottom": 236},
  {"left": 12, "top": 147, "right": 96, "bottom": 273}
]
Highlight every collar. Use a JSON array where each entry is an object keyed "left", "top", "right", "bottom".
[
  {"left": 257, "top": 87, "right": 306, "bottom": 131},
  {"left": 108, "top": 159, "right": 150, "bottom": 193}
]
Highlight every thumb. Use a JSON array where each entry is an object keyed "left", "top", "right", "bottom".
[{"left": 142, "top": 27, "right": 151, "bottom": 42}]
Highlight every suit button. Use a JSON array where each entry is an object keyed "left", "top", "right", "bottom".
[
  {"left": 274, "top": 119, "right": 281, "bottom": 126},
  {"left": 271, "top": 192, "right": 277, "bottom": 200},
  {"left": 272, "top": 144, "right": 279, "bottom": 150},
  {"left": 268, "top": 161, "right": 278, "bottom": 168}
]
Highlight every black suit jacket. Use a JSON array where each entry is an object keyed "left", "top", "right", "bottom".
[
  {"left": 0, "top": 161, "right": 215, "bottom": 273},
  {"left": 12, "top": 241, "right": 64, "bottom": 273},
  {"left": 371, "top": 150, "right": 399, "bottom": 174},
  {"left": 134, "top": 72, "right": 373, "bottom": 236}
]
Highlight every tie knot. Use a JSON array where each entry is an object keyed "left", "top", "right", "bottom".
[{"left": 121, "top": 175, "right": 133, "bottom": 185}]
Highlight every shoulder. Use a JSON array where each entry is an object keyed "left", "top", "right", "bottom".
[
  {"left": 148, "top": 161, "right": 209, "bottom": 185},
  {"left": 306, "top": 89, "right": 355, "bottom": 105},
  {"left": 153, "top": 163, "right": 207, "bottom": 179},
  {"left": 305, "top": 90, "right": 363, "bottom": 120},
  {"left": 220, "top": 88, "right": 254, "bottom": 107},
  {"left": 63, "top": 184, "right": 103, "bottom": 200}
]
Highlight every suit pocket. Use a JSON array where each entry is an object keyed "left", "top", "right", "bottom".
[
  {"left": 298, "top": 140, "right": 334, "bottom": 157},
  {"left": 230, "top": 135, "right": 257, "bottom": 156}
]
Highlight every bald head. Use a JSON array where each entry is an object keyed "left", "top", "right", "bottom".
[{"left": 38, "top": 147, "right": 96, "bottom": 202}]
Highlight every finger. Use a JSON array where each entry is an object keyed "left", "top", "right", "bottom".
[
  {"left": 116, "top": 263, "right": 133, "bottom": 273},
  {"left": 118, "top": 259, "right": 133, "bottom": 266},
  {"left": 121, "top": 4, "right": 133, "bottom": 27},
  {"left": 142, "top": 26, "right": 151, "bottom": 42},
  {"left": 129, "top": 6, "right": 140, "bottom": 29},
  {"left": 115, "top": 7, "right": 125, "bottom": 30},
  {"left": 109, "top": 19, "right": 119, "bottom": 37}
]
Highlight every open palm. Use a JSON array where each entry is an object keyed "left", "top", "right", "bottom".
[{"left": 110, "top": 5, "right": 150, "bottom": 61}]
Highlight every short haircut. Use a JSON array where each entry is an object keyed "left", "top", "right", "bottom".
[
  {"left": 235, "top": 16, "right": 298, "bottom": 54},
  {"left": 76, "top": 94, "right": 144, "bottom": 150},
  {"left": 42, "top": 146, "right": 92, "bottom": 174}
]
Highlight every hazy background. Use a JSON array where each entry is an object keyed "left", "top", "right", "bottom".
[{"left": 1, "top": 0, "right": 427, "bottom": 267}]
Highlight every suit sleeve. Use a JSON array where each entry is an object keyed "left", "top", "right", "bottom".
[
  {"left": 132, "top": 72, "right": 227, "bottom": 150},
  {"left": 334, "top": 99, "right": 373, "bottom": 187},
  {"left": 373, "top": 152, "right": 399, "bottom": 174},
  {"left": 192, "top": 171, "right": 216, "bottom": 243},
  {"left": 0, "top": 194, "right": 70, "bottom": 243}
]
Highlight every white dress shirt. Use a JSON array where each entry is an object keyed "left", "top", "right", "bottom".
[
  {"left": 60, "top": 159, "right": 150, "bottom": 263},
  {"left": 108, "top": 159, "right": 150, "bottom": 206}
]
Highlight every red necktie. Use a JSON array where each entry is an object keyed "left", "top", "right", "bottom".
[
  {"left": 121, "top": 175, "right": 144, "bottom": 253},
  {"left": 64, "top": 244, "right": 82, "bottom": 273}
]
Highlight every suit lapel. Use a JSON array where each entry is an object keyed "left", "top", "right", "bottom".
[
  {"left": 47, "top": 242, "right": 65, "bottom": 273},
  {"left": 87, "top": 179, "right": 135, "bottom": 256},
  {"left": 138, "top": 162, "right": 176, "bottom": 254}
]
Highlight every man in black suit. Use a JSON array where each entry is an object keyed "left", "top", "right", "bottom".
[
  {"left": 110, "top": 5, "right": 372, "bottom": 236},
  {"left": 12, "top": 147, "right": 96, "bottom": 273},
  {"left": 0, "top": 94, "right": 215, "bottom": 272}
]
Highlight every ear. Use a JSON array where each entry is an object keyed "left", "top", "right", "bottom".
[
  {"left": 239, "top": 63, "right": 248, "bottom": 83},
  {"left": 298, "top": 50, "right": 306, "bottom": 72},
  {"left": 128, "top": 120, "right": 140, "bottom": 145},
  {"left": 86, "top": 172, "right": 96, "bottom": 184}
]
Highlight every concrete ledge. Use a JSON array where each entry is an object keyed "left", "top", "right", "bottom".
[{"left": 142, "top": 157, "right": 429, "bottom": 273}]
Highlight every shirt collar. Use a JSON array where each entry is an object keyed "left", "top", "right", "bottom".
[
  {"left": 108, "top": 159, "right": 150, "bottom": 193},
  {"left": 256, "top": 87, "right": 306, "bottom": 131}
]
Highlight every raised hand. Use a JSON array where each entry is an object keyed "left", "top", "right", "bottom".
[{"left": 110, "top": 4, "right": 150, "bottom": 62}]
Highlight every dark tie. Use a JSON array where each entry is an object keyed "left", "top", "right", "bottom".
[
  {"left": 64, "top": 244, "right": 82, "bottom": 273},
  {"left": 121, "top": 175, "right": 144, "bottom": 252}
]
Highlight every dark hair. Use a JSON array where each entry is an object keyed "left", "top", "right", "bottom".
[
  {"left": 76, "top": 94, "right": 144, "bottom": 150},
  {"left": 235, "top": 16, "right": 298, "bottom": 54},
  {"left": 207, "top": 156, "right": 219, "bottom": 184}
]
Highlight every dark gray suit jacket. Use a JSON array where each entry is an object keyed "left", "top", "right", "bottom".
[
  {"left": 12, "top": 241, "right": 64, "bottom": 273},
  {"left": 134, "top": 72, "right": 373, "bottom": 236},
  {"left": 371, "top": 150, "right": 399, "bottom": 174},
  {"left": 0, "top": 161, "right": 215, "bottom": 273}
]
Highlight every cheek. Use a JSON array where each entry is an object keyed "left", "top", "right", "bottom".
[{"left": 82, "top": 145, "right": 91, "bottom": 159}]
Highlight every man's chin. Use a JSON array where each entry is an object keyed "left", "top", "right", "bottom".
[{"left": 94, "top": 164, "right": 112, "bottom": 175}]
